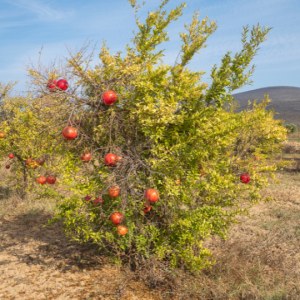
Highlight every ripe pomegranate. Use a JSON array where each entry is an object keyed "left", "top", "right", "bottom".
[
  {"left": 26, "top": 159, "right": 32, "bottom": 166},
  {"left": 84, "top": 196, "right": 92, "bottom": 202},
  {"left": 47, "top": 79, "right": 57, "bottom": 92},
  {"left": 145, "top": 189, "right": 159, "bottom": 203},
  {"left": 0, "top": 133, "right": 5, "bottom": 138},
  {"left": 143, "top": 203, "right": 151, "bottom": 213},
  {"left": 102, "top": 90, "right": 117, "bottom": 105},
  {"left": 104, "top": 153, "right": 117, "bottom": 166},
  {"left": 94, "top": 197, "right": 103, "bottom": 205},
  {"left": 62, "top": 126, "right": 77, "bottom": 140},
  {"left": 46, "top": 175, "right": 56, "bottom": 184},
  {"left": 5, "top": 165, "right": 10, "bottom": 169},
  {"left": 255, "top": 156, "right": 259, "bottom": 160},
  {"left": 81, "top": 152, "right": 91, "bottom": 162},
  {"left": 110, "top": 212, "right": 124, "bottom": 226},
  {"left": 26, "top": 159, "right": 38, "bottom": 169},
  {"left": 57, "top": 79, "right": 68, "bottom": 91},
  {"left": 199, "top": 167, "right": 207, "bottom": 177},
  {"left": 240, "top": 173, "right": 250, "bottom": 184},
  {"left": 8, "top": 153, "right": 14, "bottom": 159},
  {"left": 37, "top": 176, "right": 47, "bottom": 185},
  {"left": 116, "top": 156, "right": 123, "bottom": 162},
  {"left": 117, "top": 225, "right": 128, "bottom": 236},
  {"left": 37, "top": 157, "right": 45, "bottom": 165},
  {"left": 109, "top": 187, "right": 120, "bottom": 198}
]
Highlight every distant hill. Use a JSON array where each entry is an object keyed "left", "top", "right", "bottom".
[{"left": 224, "top": 86, "right": 300, "bottom": 125}]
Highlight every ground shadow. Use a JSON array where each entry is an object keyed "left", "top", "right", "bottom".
[{"left": 0, "top": 208, "right": 111, "bottom": 272}]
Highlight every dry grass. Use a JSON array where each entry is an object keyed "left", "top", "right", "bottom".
[
  {"left": 1, "top": 140, "right": 300, "bottom": 299},
  {"left": 281, "top": 141, "right": 300, "bottom": 154}
]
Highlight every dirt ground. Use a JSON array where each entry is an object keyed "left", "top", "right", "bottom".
[
  {"left": 1, "top": 155, "right": 300, "bottom": 299},
  {"left": 0, "top": 207, "right": 162, "bottom": 300}
]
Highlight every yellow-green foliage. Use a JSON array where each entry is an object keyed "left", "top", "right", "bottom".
[
  {"left": 0, "top": 82, "right": 67, "bottom": 199},
  {"left": 10, "top": 0, "right": 291, "bottom": 273}
]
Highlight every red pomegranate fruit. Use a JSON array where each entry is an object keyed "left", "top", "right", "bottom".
[
  {"left": 240, "top": 173, "right": 250, "bottom": 184},
  {"left": 94, "top": 197, "right": 103, "bottom": 205},
  {"left": 102, "top": 90, "right": 117, "bottom": 105},
  {"left": 110, "top": 212, "right": 124, "bottom": 226},
  {"left": 117, "top": 225, "right": 128, "bottom": 236},
  {"left": 37, "top": 157, "right": 45, "bottom": 165},
  {"left": 57, "top": 79, "right": 68, "bottom": 91},
  {"left": 47, "top": 79, "right": 57, "bottom": 92},
  {"left": 62, "top": 126, "right": 77, "bottom": 140},
  {"left": 26, "top": 159, "right": 38, "bottom": 169},
  {"left": 116, "top": 156, "right": 123, "bottom": 162},
  {"left": 145, "top": 189, "right": 159, "bottom": 203},
  {"left": 46, "top": 176, "right": 56, "bottom": 184},
  {"left": 81, "top": 152, "right": 91, "bottom": 162},
  {"left": 37, "top": 176, "right": 47, "bottom": 185},
  {"left": 104, "top": 153, "right": 117, "bottom": 166},
  {"left": 143, "top": 203, "right": 151, "bottom": 213},
  {"left": 84, "top": 196, "right": 92, "bottom": 202},
  {"left": 109, "top": 187, "right": 120, "bottom": 198}
]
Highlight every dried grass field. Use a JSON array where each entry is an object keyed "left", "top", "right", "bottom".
[{"left": 1, "top": 136, "right": 300, "bottom": 299}]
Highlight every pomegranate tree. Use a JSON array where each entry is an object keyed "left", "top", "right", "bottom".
[{"left": 26, "top": 5, "right": 289, "bottom": 275}]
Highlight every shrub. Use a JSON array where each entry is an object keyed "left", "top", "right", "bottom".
[
  {"left": 0, "top": 82, "right": 68, "bottom": 201},
  {"left": 284, "top": 123, "right": 298, "bottom": 133},
  {"left": 14, "top": 0, "right": 291, "bottom": 274}
]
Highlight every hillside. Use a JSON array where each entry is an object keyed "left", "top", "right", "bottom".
[{"left": 225, "top": 86, "right": 300, "bottom": 125}]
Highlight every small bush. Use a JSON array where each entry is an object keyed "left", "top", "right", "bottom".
[{"left": 284, "top": 123, "right": 298, "bottom": 134}]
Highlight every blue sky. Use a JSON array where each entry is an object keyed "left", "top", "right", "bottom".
[{"left": 1, "top": 0, "right": 299, "bottom": 97}]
